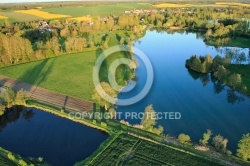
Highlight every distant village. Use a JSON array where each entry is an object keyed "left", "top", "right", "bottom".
[{"left": 124, "top": 9, "right": 160, "bottom": 14}]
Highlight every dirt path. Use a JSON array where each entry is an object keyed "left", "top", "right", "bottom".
[{"left": 0, "top": 75, "right": 93, "bottom": 112}]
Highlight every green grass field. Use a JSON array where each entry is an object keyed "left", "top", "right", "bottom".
[
  {"left": 42, "top": 3, "right": 152, "bottom": 17},
  {"left": 0, "top": 29, "right": 137, "bottom": 101},
  {"left": 0, "top": 51, "right": 96, "bottom": 101},
  {"left": 85, "top": 133, "right": 223, "bottom": 166},
  {"left": 0, "top": 11, "right": 42, "bottom": 22},
  {"left": 0, "top": 29, "right": 138, "bottom": 101}
]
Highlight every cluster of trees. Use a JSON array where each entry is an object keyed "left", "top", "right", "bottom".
[
  {"left": 0, "top": 14, "right": 144, "bottom": 67},
  {"left": 237, "top": 133, "right": 250, "bottom": 161},
  {"left": 178, "top": 130, "right": 231, "bottom": 155},
  {"left": 185, "top": 54, "right": 230, "bottom": 73},
  {"left": 177, "top": 133, "right": 191, "bottom": 144},
  {"left": 177, "top": 130, "right": 250, "bottom": 161},
  {"left": 0, "top": 88, "right": 28, "bottom": 115},
  {"left": 186, "top": 55, "right": 213, "bottom": 73},
  {"left": 0, "top": 5, "right": 249, "bottom": 66},
  {"left": 92, "top": 84, "right": 164, "bottom": 135},
  {"left": 140, "top": 105, "right": 164, "bottom": 135},
  {"left": 186, "top": 53, "right": 248, "bottom": 93},
  {"left": 138, "top": 7, "right": 250, "bottom": 46},
  {"left": 0, "top": 34, "right": 33, "bottom": 66}
]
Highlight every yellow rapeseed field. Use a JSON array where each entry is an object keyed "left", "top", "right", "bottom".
[
  {"left": 154, "top": 3, "right": 186, "bottom": 8},
  {"left": 70, "top": 16, "right": 92, "bottom": 22},
  {"left": 216, "top": 2, "right": 250, "bottom": 7},
  {"left": 16, "top": 9, "right": 71, "bottom": 19},
  {"left": 0, "top": 15, "right": 8, "bottom": 19}
]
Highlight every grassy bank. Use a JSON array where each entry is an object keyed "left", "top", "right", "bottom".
[{"left": 25, "top": 100, "right": 110, "bottom": 134}]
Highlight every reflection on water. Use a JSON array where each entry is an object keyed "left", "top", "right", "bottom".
[
  {"left": 187, "top": 69, "right": 245, "bottom": 104},
  {"left": 0, "top": 106, "right": 29, "bottom": 133},
  {"left": 117, "top": 30, "right": 250, "bottom": 153},
  {"left": 0, "top": 106, "right": 108, "bottom": 166}
]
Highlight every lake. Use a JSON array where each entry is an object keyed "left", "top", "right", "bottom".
[
  {"left": 117, "top": 30, "right": 250, "bottom": 153},
  {"left": 0, "top": 106, "right": 108, "bottom": 166}
]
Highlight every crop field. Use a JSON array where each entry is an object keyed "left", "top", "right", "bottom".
[
  {"left": 0, "top": 15, "right": 7, "bottom": 19},
  {"left": 154, "top": 2, "right": 250, "bottom": 8},
  {"left": 88, "top": 133, "right": 222, "bottom": 166},
  {"left": 42, "top": 3, "right": 153, "bottom": 17},
  {"left": 154, "top": 3, "right": 187, "bottom": 8},
  {"left": 216, "top": 2, "right": 250, "bottom": 7},
  {"left": 16, "top": 9, "right": 71, "bottom": 19},
  {"left": 70, "top": 16, "right": 92, "bottom": 22},
  {"left": 0, "top": 11, "right": 42, "bottom": 22}
]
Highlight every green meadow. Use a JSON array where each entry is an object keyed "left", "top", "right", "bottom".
[
  {"left": 42, "top": 3, "right": 152, "bottom": 17},
  {"left": 0, "top": 11, "right": 42, "bottom": 22},
  {"left": 0, "top": 51, "right": 96, "bottom": 100}
]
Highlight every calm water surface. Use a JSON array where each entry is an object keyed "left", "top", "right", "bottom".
[
  {"left": 0, "top": 107, "right": 108, "bottom": 166},
  {"left": 117, "top": 30, "right": 250, "bottom": 153}
]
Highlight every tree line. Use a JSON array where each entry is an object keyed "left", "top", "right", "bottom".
[
  {"left": 0, "top": 5, "right": 249, "bottom": 67},
  {"left": 178, "top": 130, "right": 250, "bottom": 161},
  {"left": 186, "top": 52, "right": 249, "bottom": 93}
]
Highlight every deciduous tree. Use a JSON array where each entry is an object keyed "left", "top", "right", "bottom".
[{"left": 237, "top": 133, "right": 250, "bottom": 161}]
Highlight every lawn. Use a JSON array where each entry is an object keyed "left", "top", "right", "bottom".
[
  {"left": 0, "top": 51, "right": 96, "bottom": 101},
  {"left": 42, "top": 3, "right": 153, "bottom": 17},
  {"left": 85, "top": 133, "right": 223, "bottom": 166}
]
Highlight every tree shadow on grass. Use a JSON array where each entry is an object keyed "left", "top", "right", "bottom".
[
  {"left": 15, "top": 58, "right": 56, "bottom": 91},
  {"left": 95, "top": 48, "right": 109, "bottom": 83}
]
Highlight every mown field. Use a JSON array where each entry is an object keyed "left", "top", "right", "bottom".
[
  {"left": 86, "top": 133, "right": 223, "bottom": 166},
  {"left": 42, "top": 3, "right": 152, "bottom": 17},
  {"left": 0, "top": 51, "right": 96, "bottom": 101}
]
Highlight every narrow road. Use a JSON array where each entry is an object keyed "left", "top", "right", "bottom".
[{"left": 0, "top": 75, "right": 93, "bottom": 112}]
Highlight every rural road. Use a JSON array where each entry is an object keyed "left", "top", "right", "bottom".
[{"left": 0, "top": 75, "right": 93, "bottom": 112}]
